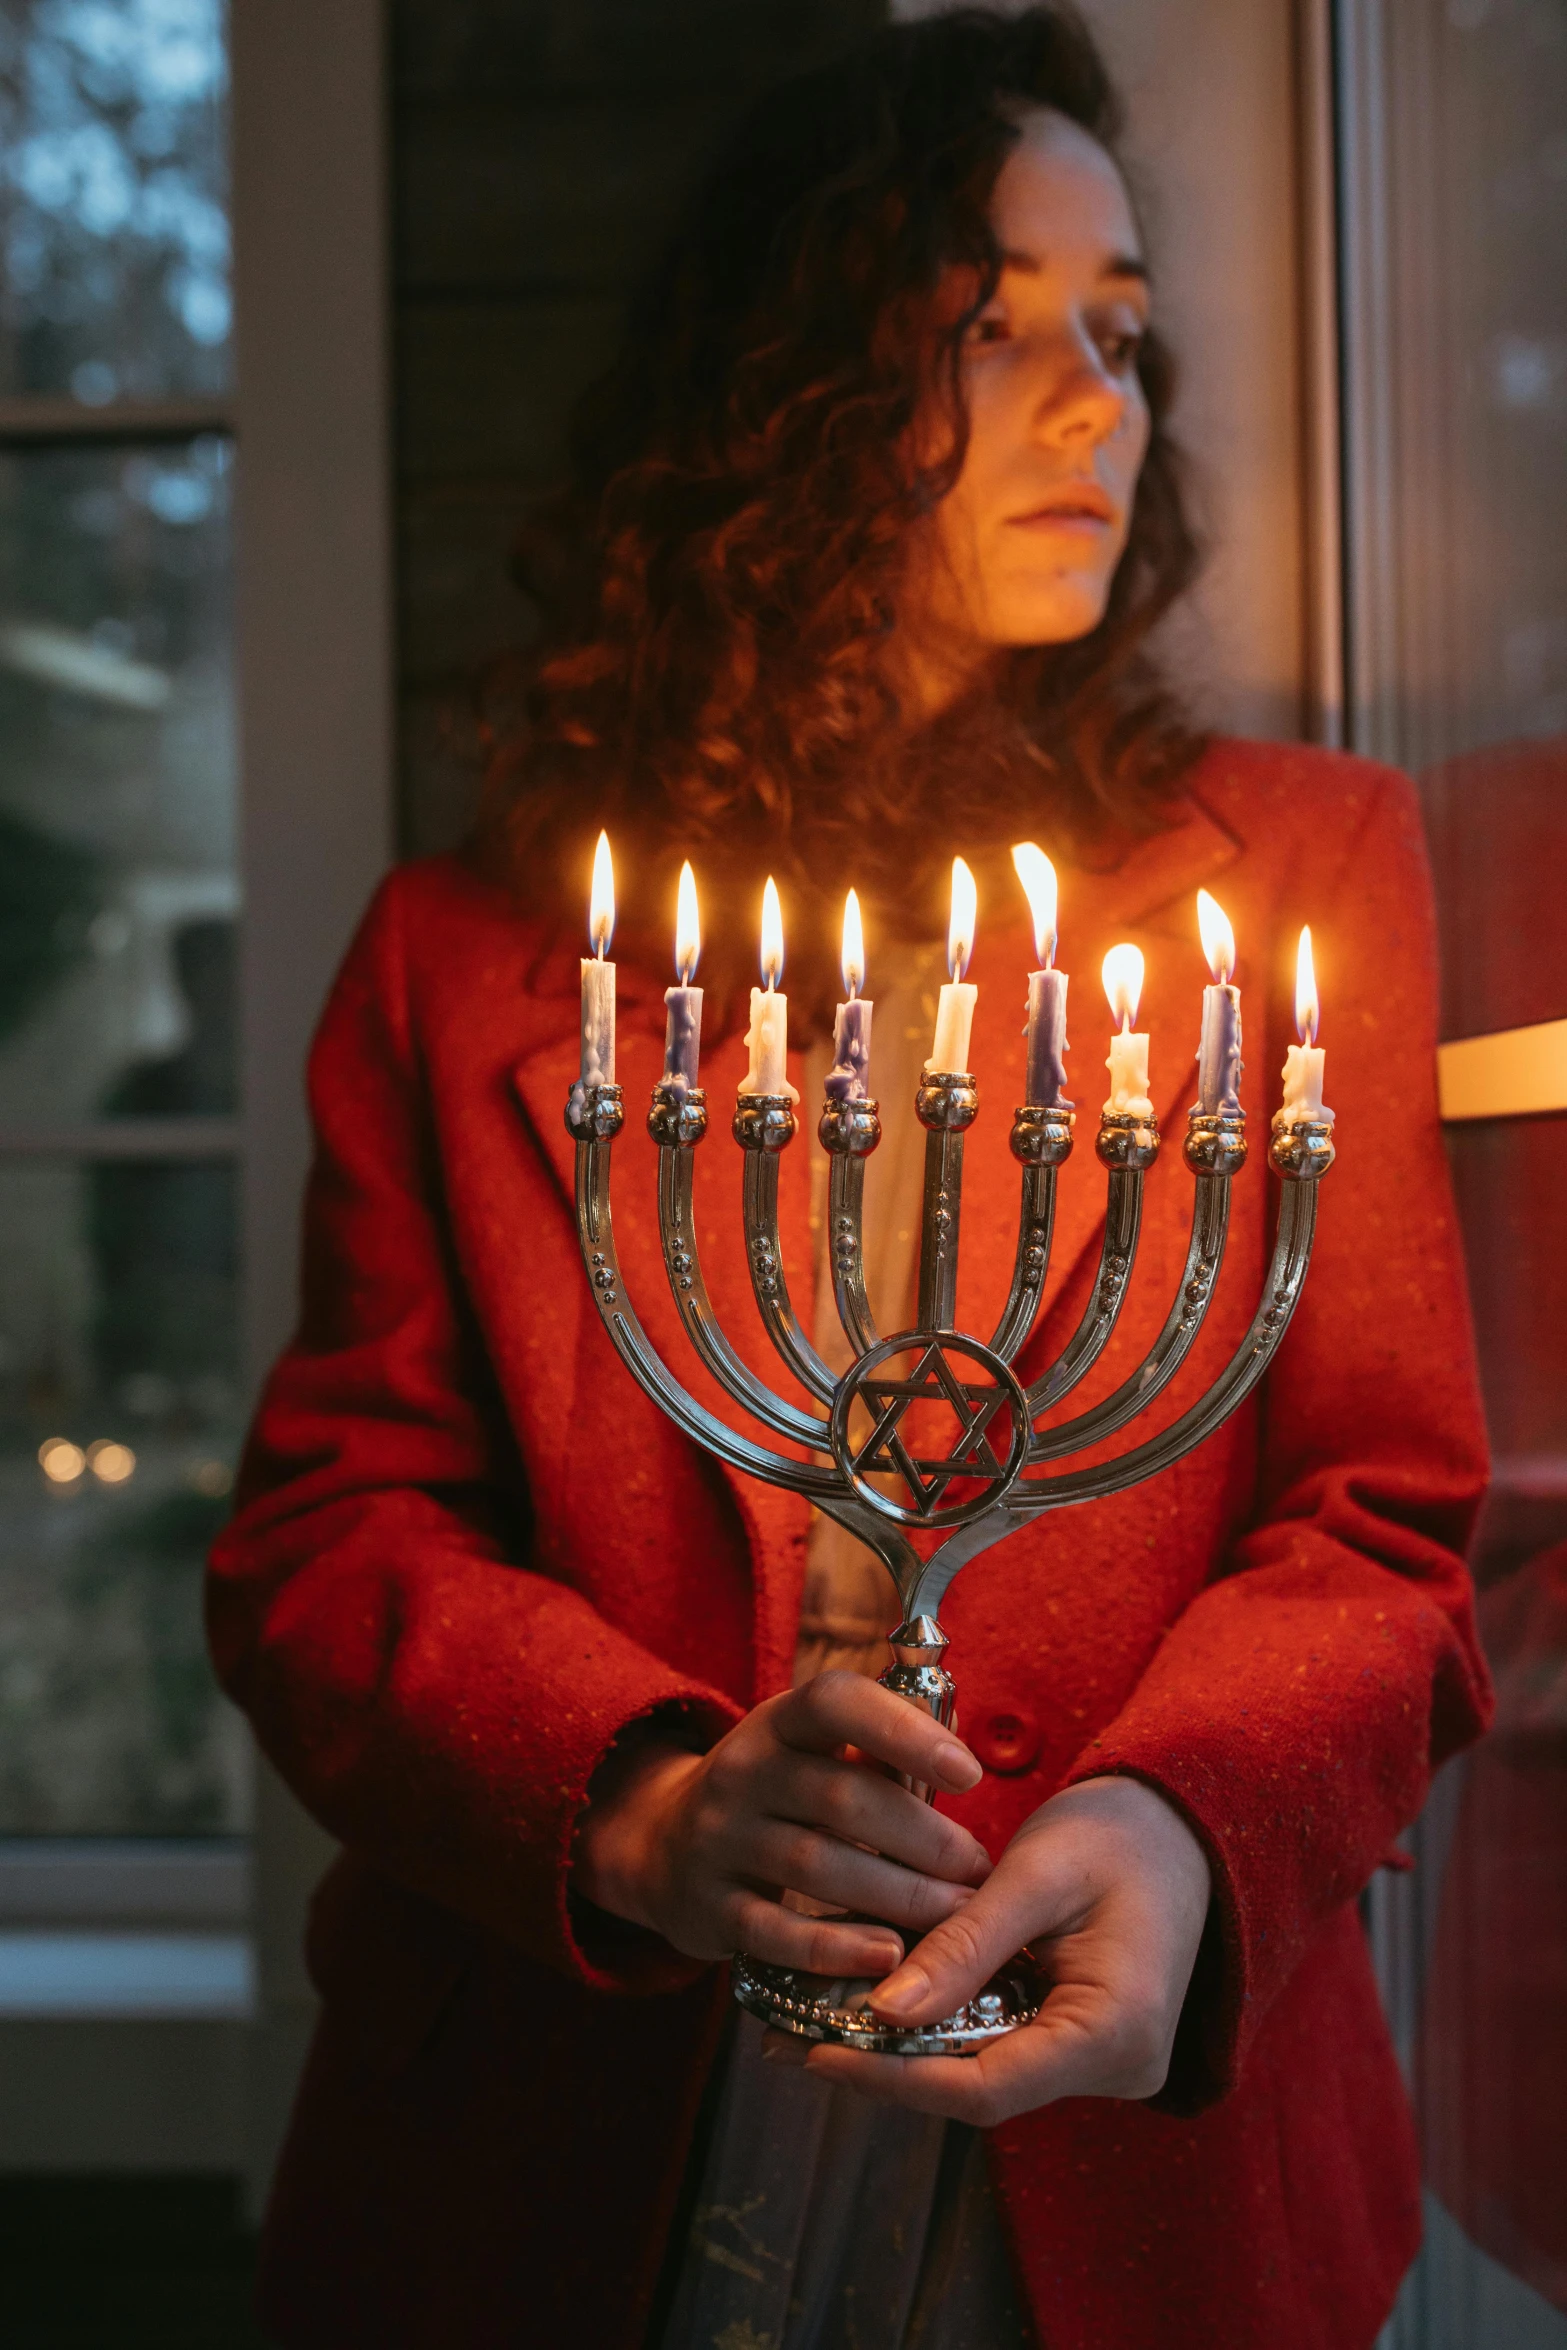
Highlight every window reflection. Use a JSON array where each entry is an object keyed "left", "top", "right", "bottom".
[
  {"left": 0, "top": 4, "right": 242, "bottom": 1841},
  {"left": 0, "top": 436, "right": 236, "bottom": 1123},
  {"left": 0, "top": 0, "right": 230, "bottom": 400},
  {"left": 0, "top": 1155, "right": 244, "bottom": 1833},
  {"left": 1340, "top": 2, "right": 1567, "bottom": 2341}
]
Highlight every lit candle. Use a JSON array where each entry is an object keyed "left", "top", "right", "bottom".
[
  {"left": 926, "top": 856, "right": 978, "bottom": 1074},
  {"left": 1279, "top": 926, "right": 1333, "bottom": 1124},
  {"left": 824, "top": 888, "right": 873, "bottom": 1102},
  {"left": 738, "top": 876, "right": 798, "bottom": 1100},
  {"left": 1103, "top": 943, "right": 1153, "bottom": 1116},
  {"left": 1013, "top": 841, "right": 1070, "bottom": 1108},
  {"left": 578, "top": 829, "right": 616, "bottom": 1090},
  {"left": 1195, "top": 888, "right": 1243, "bottom": 1114},
  {"left": 661, "top": 860, "right": 703, "bottom": 1092}
]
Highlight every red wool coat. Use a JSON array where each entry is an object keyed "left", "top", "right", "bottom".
[{"left": 209, "top": 740, "right": 1492, "bottom": 2350}]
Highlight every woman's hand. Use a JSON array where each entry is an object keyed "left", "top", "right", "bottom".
[
  {"left": 768, "top": 1775, "right": 1211, "bottom": 2122},
  {"left": 573, "top": 1671, "right": 992, "bottom": 1981}
]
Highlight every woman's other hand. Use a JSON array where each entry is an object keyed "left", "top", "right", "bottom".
[
  {"left": 769, "top": 1776, "right": 1211, "bottom": 2120},
  {"left": 573, "top": 1670, "right": 992, "bottom": 1981}
]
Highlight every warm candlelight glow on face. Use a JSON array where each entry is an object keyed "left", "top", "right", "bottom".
[
  {"left": 841, "top": 889, "right": 865, "bottom": 999},
  {"left": 760, "top": 876, "right": 784, "bottom": 989},
  {"left": 1011, "top": 842, "right": 1058, "bottom": 968},
  {"left": 674, "top": 859, "right": 700, "bottom": 982},
  {"left": 1102, "top": 942, "right": 1144, "bottom": 1031},
  {"left": 947, "top": 857, "right": 977, "bottom": 980},
  {"left": 589, "top": 830, "right": 615, "bottom": 957},
  {"left": 1295, "top": 926, "right": 1319, "bottom": 1043},
  {"left": 1196, "top": 888, "right": 1235, "bottom": 984}
]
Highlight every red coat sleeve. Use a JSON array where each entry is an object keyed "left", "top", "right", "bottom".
[
  {"left": 1061, "top": 770, "right": 1493, "bottom": 2103},
  {"left": 206, "top": 874, "right": 741, "bottom": 1993}
]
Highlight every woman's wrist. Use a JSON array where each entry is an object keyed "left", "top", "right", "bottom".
[{"left": 573, "top": 1726, "right": 702, "bottom": 1931}]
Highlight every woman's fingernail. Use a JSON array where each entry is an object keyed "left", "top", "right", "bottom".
[
  {"left": 935, "top": 1740, "right": 981, "bottom": 1787},
  {"left": 871, "top": 1962, "right": 929, "bottom": 2017},
  {"left": 866, "top": 1942, "right": 904, "bottom": 1975}
]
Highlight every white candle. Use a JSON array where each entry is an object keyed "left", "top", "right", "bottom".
[
  {"left": 1194, "top": 888, "right": 1243, "bottom": 1114},
  {"left": 1281, "top": 1041, "right": 1326, "bottom": 1121},
  {"left": 1102, "top": 942, "right": 1153, "bottom": 1116},
  {"left": 738, "top": 876, "right": 798, "bottom": 1100},
  {"left": 1279, "top": 926, "right": 1333, "bottom": 1125},
  {"left": 578, "top": 829, "right": 616, "bottom": 1088},
  {"left": 925, "top": 856, "right": 978, "bottom": 1075},
  {"left": 1013, "top": 842, "right": 1071, "bottom": 1107},
  {"left": 929, "top": 983, "right": 976, "bottom": 1075}
]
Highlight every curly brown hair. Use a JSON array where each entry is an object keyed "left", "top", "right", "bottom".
[{"left": 481, "top": 3, "right": 1205, "bottom": 1028}]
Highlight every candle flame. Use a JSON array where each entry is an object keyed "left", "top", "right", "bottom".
[
  {"left": 1011, "top": 841, "right": 1058, "bottom": 969},
  {"left": 1295, "top": 926, "right": 1319, "bottom": 1044},
  {"left": 947, "top": 856, "right": 977, "bottom": 981},
  {"left": 674, "top": 859, "right": 700, "bottom": 982},
  {"left": 760, "top": 875, "right": 784, "bottom": 990},
  {"left": 1196, "top": 888, "right": 1235, "bottom": 985},
  {"left": 841, "top": 888, "right": 865, "bottom": 999},
  {"left": 589, "top": 830, "right": 615, "bottom": 957},
  {"left": 1102, "top": 942, "right": 1144, "bottom": 1032}
]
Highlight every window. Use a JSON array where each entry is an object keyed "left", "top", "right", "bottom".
[{"left": 0, "top": 0, "right": 246, "bottom": 1949}]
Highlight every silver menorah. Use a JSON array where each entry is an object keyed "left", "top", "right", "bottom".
[{"left": 565, "top": 1065, "right": 1335, "bottom": 2056}]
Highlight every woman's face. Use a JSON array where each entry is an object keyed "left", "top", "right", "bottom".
[{"left": 910, "top": 108, "right": 1153, "bottom": 674}]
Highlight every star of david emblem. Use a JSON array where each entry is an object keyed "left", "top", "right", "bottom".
[{"left": 830, "top": 1331, "right": 1030, "bottom": 1530}]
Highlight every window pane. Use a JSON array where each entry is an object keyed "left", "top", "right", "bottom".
[
  {"left": 0, "top": 435, "right": 236, "bottom": 1125},
  {"left": 1340, "top": 3, "right": 1567, "bottom": 2343},
  {"left": 0, "top": 0, "right": 230, "bottom": 402},
  {"left": 0, "top": 1156, "right": 245, "bottom": 1833}
]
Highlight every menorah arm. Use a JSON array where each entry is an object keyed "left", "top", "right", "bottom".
[
  {"left": 569, "top": 1088, "right": 844, "bottom": 1501},
  {"left": 896, "top": 1508, "right": 1020, "bottom": 1623},
  {"left": 914, "top": 1072, "right": 977, "bottom": 1333},
  {"left": 651, "top": 1102, "right": 834, "bottom": 1452},
  {"left": 896, "top": 1135, "right": 1330, "bottom": 1622},
  {"left": 1027, "top": 1120, "right": 1243, "bottom": 1462},
  {"left": 735, "top": 1097, "right": 839, "bottom": 1406},
  {"left": 1021, "top": 1150, "right": 1148, "bottom": 1415},
  {"left": 1011, "top": 1159, "right": 1324, "bottom": 1515},
  {"left": 988, "top": 1106, "right": 1075, "bottom": 1361},
  {"left": 988, "top": 1159, "right": 1055, "bottom": 1358},
  {"left": 819, "top": 1097, "right": 884, "bottom": 1359}
]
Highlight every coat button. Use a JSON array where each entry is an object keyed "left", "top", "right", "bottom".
[{"left": 971, "top": 1707, "right": 1040, "bottom": 1775}]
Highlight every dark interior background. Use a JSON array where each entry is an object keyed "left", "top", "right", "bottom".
[{"left": 390, "top": 0, "right": 885, "bottom": 863}]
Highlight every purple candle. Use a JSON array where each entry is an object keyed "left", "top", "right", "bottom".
[
  {"left": 661, "top": 859, "right": 703, "bottom": 1093},
  {"left": 1195, "top": 889, "right": 1243, "bottom": 1113},
  {"left": 824, "top": 889, "right": 874, "bottom": 1102},
  {"left": 1013, "top": 842, "right": 1073, "bottom": 1109},
  {"left": 1025, "top": 967, "right": 1070, "bottom": 1107}
]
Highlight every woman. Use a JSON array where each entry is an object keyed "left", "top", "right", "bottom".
[{"left": 209, "top": 11, "right": 1491, "bottom": 2347}]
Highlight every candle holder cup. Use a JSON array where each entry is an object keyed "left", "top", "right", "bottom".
[{"left": 564, "top": 1065, "right": 1334, "bottom": 2055}]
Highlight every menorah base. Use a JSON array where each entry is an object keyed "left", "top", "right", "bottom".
[{"left": 731, "top": 1939, "right": 1047, "bottom": 2056}]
